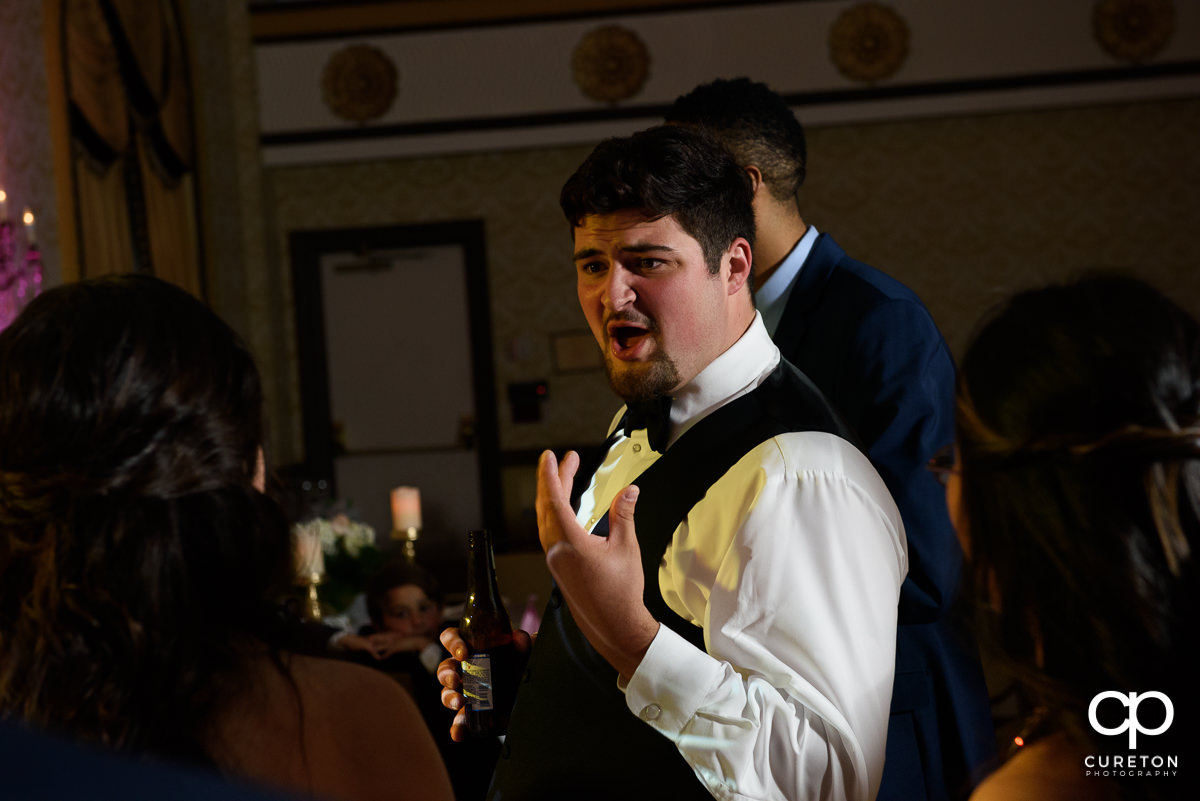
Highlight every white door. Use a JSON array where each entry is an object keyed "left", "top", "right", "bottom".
[{"left": 291, "top": 222, "right": 500, "bottom": 576}]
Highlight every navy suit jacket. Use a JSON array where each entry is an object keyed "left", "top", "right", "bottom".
[{"left": 773, "top": 233, "right": 994, "bottom": 800}]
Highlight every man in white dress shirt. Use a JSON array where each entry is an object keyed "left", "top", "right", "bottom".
[{"left": 439, "top": 125, "right": 906, "bottom": 801}]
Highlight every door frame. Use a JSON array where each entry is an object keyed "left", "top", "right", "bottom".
[{"left": 289, "top": 219, "right": 502, "bottom": 536}]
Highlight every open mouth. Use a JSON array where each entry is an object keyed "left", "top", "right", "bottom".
[{"left": 608, "top": 322, "right": 652, "bottom": 358}]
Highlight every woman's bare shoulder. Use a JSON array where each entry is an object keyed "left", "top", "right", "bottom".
[
  {"left": 288, "top": 651, "right": 411, "bottom": 704},
  {"left": 971, "top": 735, "right": 1120, "bottom": 801},
  {"left": 217, "top": 653, "right": 453, "bottom": 801},
  {"left": 291, "top": 654, "right": 453, "bottom": 800}
]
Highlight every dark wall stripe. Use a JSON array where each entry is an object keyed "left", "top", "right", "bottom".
[
  {"left": 249, "top": 0, "right": 799, "bottom": 43},
  {"left": 261, "top": 60, "right": 1200, "bottom": 149}
]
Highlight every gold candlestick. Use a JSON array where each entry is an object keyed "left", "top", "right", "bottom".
[
  {"left": 301, "top": 571, "right": 324, "bottom": 621},
  {"left": 392, "top": 525, "right": 420, "bottom": 562}
]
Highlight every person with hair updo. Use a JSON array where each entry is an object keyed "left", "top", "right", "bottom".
[
  {"left": 940, "top": 274, "right": 1198, "bottom": 801},
  {"left": 0, "top": 274, "right": 453, "bottom": 801}
]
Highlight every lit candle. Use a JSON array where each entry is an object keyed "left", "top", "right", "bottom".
[
  {"left": 0, "top": 187, "right": 8, "bottom": 219},
  {"left": 294, "top": 524, "right": 326, "bottom": 578},
  {"left": 390, "top": 486, "right": 422, "bottom": 532},
  {"left": 22, "top": 208, "right": 35, "bottom": 247}
]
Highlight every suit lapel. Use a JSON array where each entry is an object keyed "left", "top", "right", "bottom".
[{"left": 772, "top": 233, "right": 845, "bottom": 356}]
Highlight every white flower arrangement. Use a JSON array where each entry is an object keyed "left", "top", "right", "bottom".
[
  {"left": 290, "top": 512, "right": 381, "bottom": 611},
  {"left": 293, "top": 514, "right": 377, "bottom": 573},
  {"left": 307, "top": 513, "right": 377, "bottom": 558}
]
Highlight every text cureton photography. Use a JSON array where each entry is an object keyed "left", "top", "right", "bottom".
[
  {"left": 1084, "top": 754, "right": 1179, "bottom": 778},
  {"left": 1084, "top": 691, "right": 1181, "bottom": 781}
]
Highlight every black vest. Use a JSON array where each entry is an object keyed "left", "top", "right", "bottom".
[{"left": 488, "top": 361, "right": 857, "bottom": 801}]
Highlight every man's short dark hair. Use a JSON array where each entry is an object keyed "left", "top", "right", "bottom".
[
  {"left": 666, "top": 77, "right": 807, "bottom": 203},
  {"left": 560, "top": 125, "right": 755, "bottom": 274}
]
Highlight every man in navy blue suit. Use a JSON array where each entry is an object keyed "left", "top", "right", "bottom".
[{"left": 667, "top": 78, "right": 995, "bottom": 801}]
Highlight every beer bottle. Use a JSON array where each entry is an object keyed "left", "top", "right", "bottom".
[{"left": 459, "top": 529, "right": 516, "bottom": 736}]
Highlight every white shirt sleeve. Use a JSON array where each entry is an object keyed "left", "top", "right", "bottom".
[{"left": 622, "top": 432, "right": 907, "bottom": 801}]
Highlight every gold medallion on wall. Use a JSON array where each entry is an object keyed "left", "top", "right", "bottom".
[
  {"left": 571, "top": 25, "right": 650, "bottom": 104},
  {"left": 322, "top": 44, "right": 398, "bottom": 124},
  {"left": 1093, "top": 0, "right": 1175, "bottom": 63},
  {"left": 829, "top": 2, "right": 910, "bottom": 83}
]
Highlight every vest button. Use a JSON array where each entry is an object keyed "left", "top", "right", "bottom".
[
  {"left": 640, "top": 703, "right": 662, "bottom": 722},
  {"left": 632, "top": 443, "right": 642, "bottom": 453}
]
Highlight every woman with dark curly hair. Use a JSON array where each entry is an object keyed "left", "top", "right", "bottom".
[
  {"left": 944, "top": 275, "right": 1198, "bottom": 801},
  {"left": 0, "top": 274, "right": 452, "bottom": 801}
]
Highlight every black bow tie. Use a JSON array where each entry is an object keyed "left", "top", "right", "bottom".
[{"left": 622, "top": 395, "right": 673, "bottom": 454}]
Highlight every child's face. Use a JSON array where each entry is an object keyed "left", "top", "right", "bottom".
[{"left": 380, "top": 584, "right": 442, "bottom": 638}]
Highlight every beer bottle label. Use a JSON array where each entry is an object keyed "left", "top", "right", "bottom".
[{"left": 462, "top": 654, "right": 494, "bottom": 711}]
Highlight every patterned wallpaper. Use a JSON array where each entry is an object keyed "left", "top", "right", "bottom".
[
  {"left": 267, "top": 96, "right": 1200, "bottom": 458},
  {"left": 808, "top": 99, "right": 1200, "bottom": 353}
]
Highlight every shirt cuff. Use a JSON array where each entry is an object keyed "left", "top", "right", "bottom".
[
  {"left": 622, "top": 624, "right": 724, "bottom": 738},
  {"left": 419, "top": 641, "right": 443, "bottom": 674}
]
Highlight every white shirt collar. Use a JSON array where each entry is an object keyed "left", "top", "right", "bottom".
[
  {"left": 758, "top": 224, "right": 819, "bottom": 337},
  {"left": 667, "top": 312, "right": 781, "bottom": 447}
]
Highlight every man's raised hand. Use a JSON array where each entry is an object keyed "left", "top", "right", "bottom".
[{"left": 535, "top": 450, "right": 659, "bottom": 681}]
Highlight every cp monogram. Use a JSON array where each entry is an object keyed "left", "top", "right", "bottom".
[{"left": 1088, "top": 691, "right": 1174, "bottom": 749}]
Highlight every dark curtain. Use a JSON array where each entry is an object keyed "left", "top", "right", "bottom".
[{"left": 65, "top": 0, "right": 202, "bottom": 296}]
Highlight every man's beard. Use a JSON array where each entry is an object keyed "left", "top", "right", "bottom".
[{"left": 603, "top": 348, "right": 680, "bottom": 402}]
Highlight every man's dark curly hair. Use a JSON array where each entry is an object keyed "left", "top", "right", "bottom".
[
  {"left": 666, "top": 77, "right": 807, "bottom": 203},
  {"left": 560, "top": 125, "right": 755, "bottom": 275}
]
